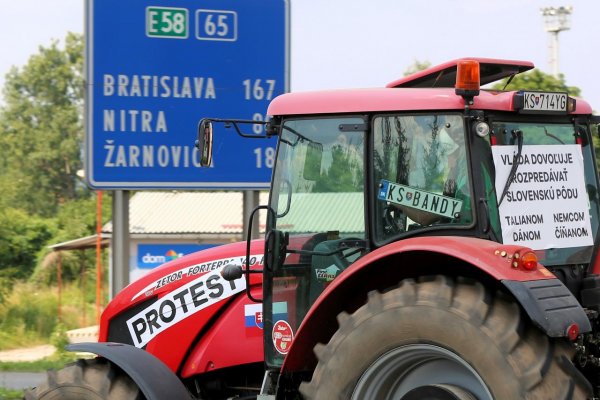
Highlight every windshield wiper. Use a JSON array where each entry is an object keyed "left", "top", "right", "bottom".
[
  {"left": 498, "top": 129, "right": 523, "bottom": 206},
  {"left": 544, "top": 127, "right": 565, "bottom": 144},
  {"left": 279, "top": 125, "right": 323, "bottom": 148},
  {"left": 501, "top": 73, "right": 516, "bottom": 91}
]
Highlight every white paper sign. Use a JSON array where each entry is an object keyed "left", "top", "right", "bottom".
[{"left": 492, "top": 144, "right": 593, "bottom": 249}]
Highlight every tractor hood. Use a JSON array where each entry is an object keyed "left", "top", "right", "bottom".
[{"left": 99, "top": 239, "right": 265, "bottom": 345}]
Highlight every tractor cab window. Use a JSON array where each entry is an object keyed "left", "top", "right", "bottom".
[
  {"left": 372, "top": 114, "right": 473, "bottom": 243},
  {"left": 270, "top": 117, "right": 366, "bottom": 236},
  {"left": 491, "top": 121, "right": 600, "bottom": 267},
  {"left": 265, "top": 116, "right": 366, "bottom": 367}
]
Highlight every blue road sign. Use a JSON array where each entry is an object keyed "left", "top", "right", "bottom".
[{"left": 85, "top": 0, "right": 289, "bottom": 189}]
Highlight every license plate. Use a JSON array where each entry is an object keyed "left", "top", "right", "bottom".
[
  {"left": 522, "top": 91, "right": 567, "bottom": 113},
  {"left": 378, "top": 180, "right": 462, "bottom": 219}
]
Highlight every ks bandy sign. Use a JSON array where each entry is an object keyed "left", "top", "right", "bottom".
[{"left": 85, "top": 0, "right": 289, "bottom": 189}]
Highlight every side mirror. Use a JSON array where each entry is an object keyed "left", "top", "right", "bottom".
[
  {"left": 221, "top": 263, "right": 244, "bottom": 281},
  {"left": 196, "top": 119, "right": 213, "bottom": 167}
]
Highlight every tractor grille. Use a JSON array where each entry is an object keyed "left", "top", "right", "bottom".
[{"left": 106, "top": 296, "right": 157, "bottom": 347}]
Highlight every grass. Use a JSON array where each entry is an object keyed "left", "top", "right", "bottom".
[
  {"left": 0, "top": 281, "right": 101, "bottom": 351},
  {"left": 0, "top": 388, "right": 24, "bottom": 400},
  {"left": 0, "top": 278, "right": 103, "bottom": 395}
]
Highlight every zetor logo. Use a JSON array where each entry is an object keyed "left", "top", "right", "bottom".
[
  {"left": 126, "top": 268, "right": 246, "bottom": 347},
  {"left": 142, "top": 250, "right": 182, "bottom": 264}
]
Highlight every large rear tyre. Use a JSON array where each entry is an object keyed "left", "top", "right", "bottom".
[
  {"left": 299, "top": 276, "right": 591, "bottom": 400},
  {"left": 25, "top": 358, "right": 142, "bottom": 400}
]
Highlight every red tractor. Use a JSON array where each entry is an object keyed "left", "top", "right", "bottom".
[{"left": 28, "top": 58, "right": 600, "bottom": 399}]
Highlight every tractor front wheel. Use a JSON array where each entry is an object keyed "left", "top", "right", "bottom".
[
  {"left": 25, "top": 358, "right": 142, "bottom": 400},
  {"left": 299, "top": 276, "right": 591, "bottom": 400}
]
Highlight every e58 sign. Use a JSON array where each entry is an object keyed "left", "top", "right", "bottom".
[
  {"left": 86, "top": 0, "right": 288, "bottom": 189},
  {"left": 146, "top": 7, "right": 189, "bottom": 38}
]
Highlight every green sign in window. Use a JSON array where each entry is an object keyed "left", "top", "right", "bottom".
[{"left": 146, "top": 7, "right": 188, "bottom": 39}]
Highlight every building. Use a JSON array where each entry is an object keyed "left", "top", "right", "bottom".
[{"left": 49, "top": 191, "right": 268, "bottom": 283}]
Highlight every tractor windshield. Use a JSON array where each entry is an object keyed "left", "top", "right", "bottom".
[
  {"left": 490, "top": 120, "right": 600, "bottom": 266},
  {"left": 372, "top": 114, "right": 473, "bottom": 241},
  {"left": 265, "top": 116, "right": 366, "bottom": 366}
]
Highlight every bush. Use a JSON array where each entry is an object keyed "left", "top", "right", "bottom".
[
  {"left": 0, "top": 281, "right": 96, "bottom": 351},
  {"left": 0, "top": 208, "right": 56, "bottom": 281},
  {"left": 50, "top": 322, "right": 70, "bottom": 354}
]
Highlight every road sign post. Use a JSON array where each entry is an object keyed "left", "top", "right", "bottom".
[{"left": 86, "top": 0, "right": 289, "bottom": 189}]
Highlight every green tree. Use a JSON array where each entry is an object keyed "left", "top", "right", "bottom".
[
  {"left": 491, "top": 69, "right": 581, "bottom": 97},
  {"left": 0, "top": 33, "right": 108, "bottom": 286},
  {"left": 0, "top": 32, "right": 86, "bottom": 217},
  {"left": 0, "top": 33, "right": 111, "bottom": 345},
  {"left": 0, "top": 208, "right": 55, "bottom": 281},
  {"left": 403, "top": 60, "right": 431, "bottom": 76},
  {"left": 33, "top": 195, "right": 111, "bottom": 284}
]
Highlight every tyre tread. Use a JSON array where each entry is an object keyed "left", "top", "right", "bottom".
[
  {"left": 24, "top": 358, "right": 142, "bottom": 400},
  {"left": 300, "top": 275, "right": 591, "bottom": 400}
]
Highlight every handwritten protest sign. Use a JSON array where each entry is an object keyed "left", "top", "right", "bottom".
[{"left": 492, "top": 144, "right": 593, "bottom": 249}]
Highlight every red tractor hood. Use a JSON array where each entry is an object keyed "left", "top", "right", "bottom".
[{"left": 99, "top": 239, "right": 265, "bottom": 343}]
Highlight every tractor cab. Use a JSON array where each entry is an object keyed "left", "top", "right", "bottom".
[
  {"left": 198, "top": 58, "right": 600, "bottom": 398},
  {"left": 262, "top": 81, "right": 599, "bottom": 369}
]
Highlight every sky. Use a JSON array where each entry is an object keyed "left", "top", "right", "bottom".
[{"left": 0, "top": 0, "right": 599, "bottom": 109}]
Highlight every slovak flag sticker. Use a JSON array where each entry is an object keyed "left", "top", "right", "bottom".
[{"left": 245, "top": 304, "right": 263, "bottom": 329}]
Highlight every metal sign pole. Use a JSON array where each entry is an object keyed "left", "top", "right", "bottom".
[
  {"left": 243, "top": 190, "right": 260, "bottom": 240},
  {"left": 111, "top": 190, "right": 130, "bottom": 298}
]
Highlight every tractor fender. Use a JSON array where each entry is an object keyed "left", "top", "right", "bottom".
[
  {"left": 281, "top": 235, "right": 590, "bottom": 373},
  {"left": 502, "top": 279, "right": 590, "bottom": 337},
  {"left": 67, "top": 342, "right": 192, "bottom": 400}
]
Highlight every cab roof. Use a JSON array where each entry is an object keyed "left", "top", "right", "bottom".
[
  {"left": 386, "top": 57, "right": 533, "bottom": 88},
  {"left": 267, "top": 58, "right": 592, "bottom": 116}
]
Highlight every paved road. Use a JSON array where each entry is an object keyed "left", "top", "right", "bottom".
[
  {"left": 0, "top": 345, "right": 55, "bottom": 363},
  {"left": 0, "top": 371, "right": 45, "bottom": 390}
]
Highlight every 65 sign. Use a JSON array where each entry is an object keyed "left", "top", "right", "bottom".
[
  {"left": 86, "top": 0, "right": 289, "bottom": 189},
  {"left": 197, "top": 10, "right": 237, "bottom": 41}
]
